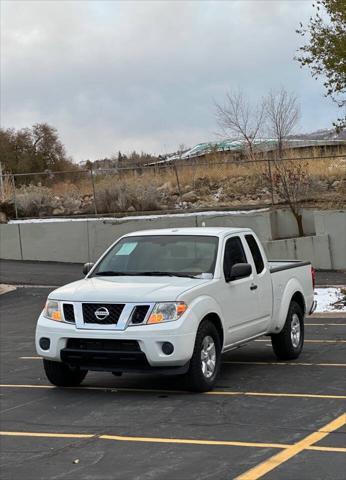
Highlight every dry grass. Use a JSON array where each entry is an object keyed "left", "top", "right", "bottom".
[
  {"left": 15, "top": 185, "right": 55, "bottom": 217},
  {"left": 3, "top": 151, "right": 345, "bottom": 218},
  {"left": 107, "top": 156, "right": 345, "bottom": 194},
  {"left": 94, "top": 177, "right": 162, "bottom": 213},
  {"left": 50, "top": 176, "right": 92, "bottom": 196},
  {"left": 0, "top": 175, "right": 14, "bottom": 202},
  {"left": 51, "top": 154, "right": 345, "bottom": 209}
]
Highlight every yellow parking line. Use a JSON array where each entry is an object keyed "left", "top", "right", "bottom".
[
  {"left": 305, "top": 323, "right": 346, "bottom": 326},
  {"left": 255, "top": 339, "right": 346, "bottom": 343},
  {"left": 1, "top": 384, "right": 346, "bottom": 400},
  {"left": 19, "top": 357, "right": 346, "bottom": 368},
  {"left": 206, "top": 391, "right": 346, "bottom": 400},
  {"left": 235, "top": 413, "right": 346, "bottom": 480},
  {"left": 308, "top": 445, "right": 346, "bottom": 453},
  {"left": 0, "top": 431, "right": 94, "bottom": 439},
  {"left": 0, "top": 430, "right": 287, "bottom": 449},
  {"left": 20, "top": 357, "right": 41, "bottom": 359},
  {"left": 100, "top": 434, "right": 286, "bottom": 449},
  {"left": 223, "top": 361, "right": 346, "bottom": 367},
  {"left": 0, "top": 430, "right": 345, "bottom": 454}
]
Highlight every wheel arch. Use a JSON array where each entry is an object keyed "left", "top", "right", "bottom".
[
  {"left": 200, "top": 312, "right": 224, "bottom": 349},
  {"left": 270, "top": 277, "right": 307, "bottom": 334},
  {"left": 291, "top": 291, "right": 306, "bottom": 315}
]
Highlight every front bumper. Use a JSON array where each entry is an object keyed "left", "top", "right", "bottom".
[{"left": 35, "top": 313, "right": 196, "bottom": 368}]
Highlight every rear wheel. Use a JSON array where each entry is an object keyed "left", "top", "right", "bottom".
[
  {"left": 271, "top": 301, "right": 304, "bottom": 360},
  {"left": 185, "top": 320, "right": 221, "bottom": 392},
  {"left": 43, "top": 359, "right": 87, "bottom": 387}
]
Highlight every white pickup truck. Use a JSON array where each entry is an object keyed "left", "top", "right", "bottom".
[{"left": 36, "top": 227, "right": 316, "bottom": 391}]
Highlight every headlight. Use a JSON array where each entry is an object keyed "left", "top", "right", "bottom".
[
  {"left": 147, "top": 302, "right": 187, "bottom": 324},
  {"left": 43, "top": 300, "right": 62, "bottom": 322}
]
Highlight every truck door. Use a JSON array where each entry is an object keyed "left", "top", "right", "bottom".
[
  {"left": 220, "top": 235, "right": 260, "bottom": 346},
  {"left": 244, "top": 233, "right": 272, "bottom": 330}
]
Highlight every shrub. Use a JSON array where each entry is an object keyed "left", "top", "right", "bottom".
[
  {"left": 95, "top": 180, "right": 161, "bottom": 213},
  {"left": 15, "top": 185, "right": 55, "bottom": 217}
]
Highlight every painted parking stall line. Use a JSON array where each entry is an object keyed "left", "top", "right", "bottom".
[
  {"left": 255, "top": 339, "right": 346, "bottom": 344},
  {"left": 0, "top": 430, "right": 345, "bottom": 454},
  {"left": 1, "top": 384, "right": 346, "bottom": 400},
  {"left": 305, "top": 323, "right": 346, "bottom": 326},
  {"left": 234, "top": 413, "right": 346, "bottom": 480},
  {"left": 222, "top": 361, "right": 346, "bottom": 367},
  {"left": 18, "top": 357, "right": 346, "bottom": 368}
]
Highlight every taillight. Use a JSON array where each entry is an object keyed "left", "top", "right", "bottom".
[{"left": 311, "top": 266, "right": 316, "bottom": 289}]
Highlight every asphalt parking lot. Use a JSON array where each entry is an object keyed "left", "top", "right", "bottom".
[{"left": 0, "top": 283, "right": 345, "bottom": 480}]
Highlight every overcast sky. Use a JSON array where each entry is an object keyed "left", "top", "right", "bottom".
[{"left": 1, "top": 0, "right": 338, "bottom": 161}]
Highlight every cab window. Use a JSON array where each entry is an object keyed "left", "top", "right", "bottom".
[
  {"left": 245, "top": 234, "right": 264, "bottom": 274},
  {"left": 223, "top": 236, "right": 247, "bottom": 277}
]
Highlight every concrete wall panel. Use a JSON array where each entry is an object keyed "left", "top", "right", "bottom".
[
  {"left": 88, "top": 215, "right": 197, "bottom": 261},
  {"left": 0, "top": 224, "right": 22, "bottom": 260},
  {"left": 19, "top": 221, "right": 89, "bottom": 263},
  {"left": 196, "top": 211, "right": 272, "bottom": 241},
  {"left": 270, "top": 208, "right": 316, "bottom": 240},
  {"left": 314, "top": 210, "right": 346, "bottom": 269},
  {"left": 263, "top": 234, "right": 332, "bottom": 269}
]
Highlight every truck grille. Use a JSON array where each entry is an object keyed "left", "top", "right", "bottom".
[
  {"left": 130, "top": 305, "right": 150, "bottom": 324},
  {"left": 82, "top": 303, "right": 125, "bottom": 325},
  {"left": 63, "top": 304, "right": 75, "bottom": 323}
]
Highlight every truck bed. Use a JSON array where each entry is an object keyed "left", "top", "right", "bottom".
[{"left": 269, "top": 260, "right": 311, "bottom": 273}]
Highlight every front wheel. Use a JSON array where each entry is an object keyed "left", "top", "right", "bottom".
[
  {"left": 43, "top": 359, "right": 87, "bottom": 387},
  {"left": 271, "top": 301, "right": 304, "bottom": 360},
  {"left": 185, "top": 320, "right": 221, "bottom": 392}
]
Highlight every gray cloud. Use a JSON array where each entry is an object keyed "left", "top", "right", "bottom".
[{"left": 1, "top": 0, "right": 338, "bottom": 161}]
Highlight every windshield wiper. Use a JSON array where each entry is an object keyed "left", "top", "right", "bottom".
[
  {"left": 95, "top": 271, "right": 142, "bottom": 276},
  {"left": 95, "top": 270, "right": 199, "bottom": 278},
  {"left": 138, "top": 271, "right": 198, "bottom": 279}
]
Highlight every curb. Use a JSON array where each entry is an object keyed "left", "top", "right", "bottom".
[{"left": 310, "top": 312, "right": 346, "bottom": 318}]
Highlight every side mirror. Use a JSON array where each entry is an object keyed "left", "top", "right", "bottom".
[
  {"left": 83, "top": 262, "right": 94, "bottom": 275},
  {"left": 226, "top": 263, "right": 252, "bottom": 282}
]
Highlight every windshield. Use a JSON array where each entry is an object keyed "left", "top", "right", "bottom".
[{"left": 92, "top": 235, "right": 219, "bottom": 278}]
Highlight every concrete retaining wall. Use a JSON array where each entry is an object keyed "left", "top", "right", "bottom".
[
  {"left": 0, "top": 224, "right": 22, "bottom": 260},
  {"left": 195, "top": 210, "right": 272, "bottom": 241},
  {"left": 270, "top": 209, "right": 316, "bottom": 239},
  {"left": 1, "top": 209, "right": 345, "bottom": 269},
  {"left": 314, "top": 210, "right": 346, "bottom": 269},
  {"left": 263, "top": 234, "right": 332, "bottom": 269},
  {"left": 88, "top": 215, "right": 197, "bottom": 261},
  {"left": 18, "top": 221, "right": 90, "bottom": 263}
]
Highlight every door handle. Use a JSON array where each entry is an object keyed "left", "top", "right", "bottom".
[{"left": 250, "top": 284, "right": 258, "bottom": 291}]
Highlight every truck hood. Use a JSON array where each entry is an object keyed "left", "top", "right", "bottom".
[{"left": 49, "top": 276, "right": 211, "bottom": 303}]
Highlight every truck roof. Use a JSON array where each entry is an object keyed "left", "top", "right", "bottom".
[{"left": 124, "top": 227, "right": 252, "bottom": 238}]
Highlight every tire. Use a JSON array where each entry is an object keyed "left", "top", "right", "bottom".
[
  {"left": 185, "top": 320, "right": 221, "bottom": 392},
  {"left": 271, "top": 301, "right": 304, "bottom": 360},
  {"left": 43, "top": 359, "right": 87, "bottom": 387}
]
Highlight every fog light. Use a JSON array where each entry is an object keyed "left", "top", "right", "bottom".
[
  {"left": 162, "top": 342, "right": 174, "bottom": 355},
  {"left": 39, "top": 337, "right": 50, "bottom": 350}
]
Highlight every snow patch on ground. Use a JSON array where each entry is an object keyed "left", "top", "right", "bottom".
[
  {"left": 8, "top": 208, "right": 269, "bottom": 224},
  {"left": 314, "top": 287, "right": 346, "bottom": 312}
]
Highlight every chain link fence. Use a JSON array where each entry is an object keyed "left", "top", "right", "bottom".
[{"left": 0, "top": 153, "right": 345, "bottom": 220}]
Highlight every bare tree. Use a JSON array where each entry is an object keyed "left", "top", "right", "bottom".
[
  {"left": 265, "top": 88, "right": 300, "bottom": 157},
  {"left": 215, "top": 90, "right": 265, "bottom": 161},
  {"left": 270, "top": 160, "right": 310, "bottom": 237},
  {"left": 264, "top": 89, "right": 307, "bottom": 236}
]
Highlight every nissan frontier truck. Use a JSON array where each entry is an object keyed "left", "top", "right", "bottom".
[{"left": 36, "top": 227, "right": 316, "bottom": 391}]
